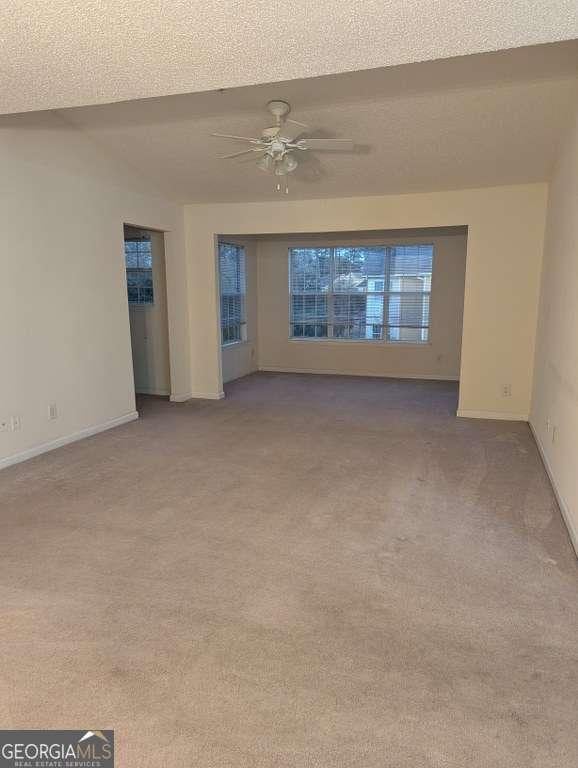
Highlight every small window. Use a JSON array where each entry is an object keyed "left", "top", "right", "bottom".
[
  {"left": 289, "top": 244, "right": 433, "bottom": 343},
  {"left": 219, "top": 242, "right": 246, "bottom": 345},
  {"left": 125, "top": 237, "right": 153, "bottom": 305}
]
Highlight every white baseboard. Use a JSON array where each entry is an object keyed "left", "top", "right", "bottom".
[
  {"left": 170, "top": 391, "right": 225, "bottom": 402},
  {"left": 258, "top": 366, "right": 459, "bottom": 382},
  {"left": 457, "top": 409, "right": 528, "bottom": 421},
  {"left": 529, "top": 421, "right": 578, "bottom": 557},
  {"left": 169, "top": 392, "right": 191, "bottom": 402},
  {"left": 0, "top": 411, "right": 139, "bottom": 471}
]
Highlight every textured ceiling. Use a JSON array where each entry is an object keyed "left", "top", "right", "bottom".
[
  {"left": 54, "top": 43, "right": 578, "bottom": 203},
  {"left": 1, "top": 0, "right": 577, "bottom": 114}
]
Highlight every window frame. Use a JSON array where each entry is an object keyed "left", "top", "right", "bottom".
[
  {"left": 288, "top": 242, "right": 435, "bottom": 345},
  {"left": 218, "top": 241, "right": 247, "bottom": 347}
]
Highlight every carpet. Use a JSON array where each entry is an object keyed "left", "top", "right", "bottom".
[{"left": 1, "top": 373, "right": 577, "bottom": 767}]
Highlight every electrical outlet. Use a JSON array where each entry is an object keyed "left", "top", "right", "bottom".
[
  {"left": 502, "top": 384, "right": 512, "bottom": 398},
  {"left": 546, "top": 418, "right": 551, "bottom": 434},
  {"left": 10, "top": 415, "right": 22, "bottom": 431},
  {"left": 48, "top": 403, "right": 58, "bottom": 420},
  {"left": 552, "top": 425, "right": 557, "bottom": 444},
  {"left": 0, "top": 419, "right": 9, "bottom": 433}
]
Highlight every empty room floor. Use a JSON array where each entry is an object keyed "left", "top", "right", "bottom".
[{"left": 1, "top": 373, "right": 577, "bottom": 767}]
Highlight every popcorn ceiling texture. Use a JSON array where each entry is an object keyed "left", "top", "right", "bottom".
[
  {"left": 0, "top": 0, "right": 577, "bottom": 114},
  {"left": 56, "top": 45, "right": 578, "bottom": 203}
]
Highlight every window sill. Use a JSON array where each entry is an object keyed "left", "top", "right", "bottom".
[
  {"left": 222, "top": 340, "right": 251, "bottom": 349},
  {"left": 288, "top": 338, "right": 431, "bottom": 348}
]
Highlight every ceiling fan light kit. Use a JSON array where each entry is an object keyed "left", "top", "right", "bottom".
[{"left": 212, "top": 100, "right": 354, "bottom": 194}]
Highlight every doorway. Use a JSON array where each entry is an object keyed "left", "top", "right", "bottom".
[{"left": 124, "top": 225, "right": 171, "bottom": 398}]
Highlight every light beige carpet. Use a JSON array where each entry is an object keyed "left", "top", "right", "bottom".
[{"left": 1, "top": 373, "right": 577, "bottom": 767}]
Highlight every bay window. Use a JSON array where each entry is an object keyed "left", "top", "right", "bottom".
[{"left": 289, "top": 244, "right": 433, "bottom": 343}]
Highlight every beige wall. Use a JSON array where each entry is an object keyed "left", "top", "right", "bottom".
[
  {"left": 256, "top": 231, "right": 466, "bottom": 380},
  {"left": 0, "top": 112, "right": 190, "bottom": 468},
  {"left": 220, "top": 238, "right": 259, "bottom": 384},
  {"left": 0, "top": 111, "right": 551, "bottom": 469},
  {"left": 127, "top": 229, "right": 171, "bottom": 396},
  {"left": 530, "top": 106, "right": 578, "bottom": 552},
  {"left": 185, "top": 183, "right": 547, "bottom": 418}
]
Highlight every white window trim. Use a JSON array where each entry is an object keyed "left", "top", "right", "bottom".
[
  {"left": 289, "top": 338, "right": 432, "bottom": 347},
  {"left": 288, "top": 243, "right": 435, "bottom": 345}
]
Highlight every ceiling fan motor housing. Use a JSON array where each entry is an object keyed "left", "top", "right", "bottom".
[{"left": 266, "top": 100, "right": 291, "bottom": 120}]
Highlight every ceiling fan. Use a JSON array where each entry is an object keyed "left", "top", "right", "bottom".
[{"left": 212, "top": 100, "right": 354, "bottom": 192}]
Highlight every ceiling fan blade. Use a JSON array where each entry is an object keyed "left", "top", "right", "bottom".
[
  {"left": 278, "top": 120, "right": 307, "bottom": 141},
  {"left": 297, "top": 138, "right": 355, "bottom": 151},
  {"left": 287, "top": 117, "right": 308, "bottom": 128},
  {"left": 218, "top": 148, "right": 267, "bottom": 159},
  {"left": 211, "top": 132, "right": 265, "bottom": 145}
]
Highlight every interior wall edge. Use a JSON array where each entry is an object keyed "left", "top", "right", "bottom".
[
  {"left": 527, "top": 101, "right": 578, "bottom": 561},
  {"left": 529, "top": 420, "right": 578, "bottom": 558}
]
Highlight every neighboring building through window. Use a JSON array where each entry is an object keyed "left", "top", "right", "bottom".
[
  {"left": 219, "top": 242, "right": 246, "bottom": 345},
  {"left": 125, "top": 236, "right": 154, "bottom": 304},
  {"left": 289, "top": 244, "right": 433, "bottom": 343}
]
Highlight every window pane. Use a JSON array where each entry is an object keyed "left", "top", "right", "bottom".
[
  {"left": 387, "top": 326, "right": 430, "bottom": 343},
  {"left": 366, "top": 294, "right": 384, "bottom": 327},
  {"left": 288, "top": 244, "right": 432, "bottom": 344},
  {"left": 124, "top": 243, "right": 138, "bottom": 268},
  {"left": 389, "top": 244, "right": 433, "bottom": 281},
  {"left": 289, "top": 248, "right": 330, "bottom": 337},
  {"left": 290, "top": 248, "right": 331, "bottom": 294},
  {"left": 291, "top": 294, "right": 328, "bottom": 323},
  {"left": 370, "top": 324, "right": 383, "bottom": 339},
  {"left": 127, "top": 282, "right": 139, "bottom": 303},
  {"left": 125, "top": 236, "right": 154, "bottom": 305},
  {"left": 137, "top": 241, "right": 152, "bottom": 269},
  {"left": 219, "top": 243, "right": 246, "bottom": 343},
  {"left": 126, "top": 267, "right": 154, "bottom": 305},
  {"left": 141, "top": 282, "right": 154, "bottom": 304},
  {"left": 387, "top": 293, "right": 430, "bottom": 328},
  {"left": 220, "top": 243, "right": 246, "bottom": 294},
  {"left": 292, "top": 323, "right": 303, "bottom": 337},
  {"left": 333, "top": 247, "right": 385, "bottom": 293},
  {"left": 332, "top": 293, "right": 384, "bottom": 340},
  {"left": 385, "top": 245, "right": 432, "bottom": 343},
  {"left": 223, "top": 323, "right": 242, "bottom": 344}
]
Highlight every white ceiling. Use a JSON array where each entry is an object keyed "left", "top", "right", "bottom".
[
  {"left": 55, "top": 43, "right": 578, "bottom": 204},
  {"left": 0, "top": 0, "right": 577, "bottom": 114}
]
